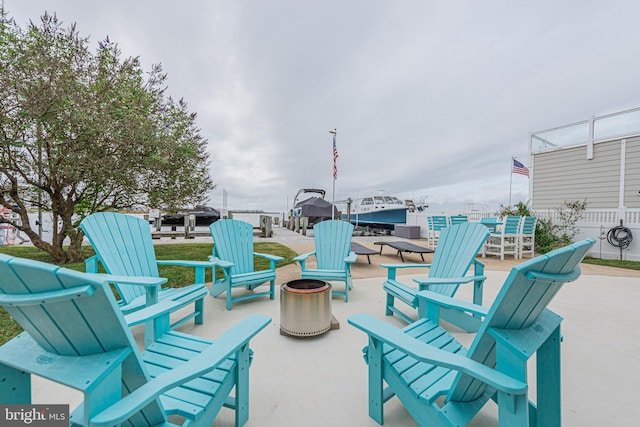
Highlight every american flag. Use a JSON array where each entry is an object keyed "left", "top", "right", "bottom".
[
  {"left": 512, "top": 158, "right": 529, "bottom": 177},
  {"left": 332, "top": 131, "right": 339, "bottom": 179}
]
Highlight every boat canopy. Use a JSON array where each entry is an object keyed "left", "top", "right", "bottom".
[{"left": 293, "top": 197, "right": 339, "bottom": 218}]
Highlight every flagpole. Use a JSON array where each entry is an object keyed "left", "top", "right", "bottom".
[
  {"left": 509, "top": 156, "right": 514, "bottom": 206},
  {"left": 330, "top": 129, "right": 337, "bottom": 220}
]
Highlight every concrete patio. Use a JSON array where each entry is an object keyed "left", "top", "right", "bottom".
[{"left": 30, "top": 227, "right": 640, "bottom": 426}]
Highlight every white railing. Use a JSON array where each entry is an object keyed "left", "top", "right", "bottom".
[
  {"left": 407, "top": 208, "right": 640, "bottom": 261},
  {"left": 531, "top": 106, "right": 640, "bottom": 153}
]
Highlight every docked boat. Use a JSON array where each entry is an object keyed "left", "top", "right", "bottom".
[
  {"left": 289, "top": 188, "right": 339, "bottom": 227},
  {"left": 159, "top": 205, "right": 221, "bottom": 226},
  {"left": 343, "top": 190, "right": 408, "bottom": 230}
]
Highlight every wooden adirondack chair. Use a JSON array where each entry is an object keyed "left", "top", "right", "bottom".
[
  {"left": 383, "top": 223, "right": 489, "bottom": 331},
  {"left": 427, "top": 215, "right": 449, "bottom": 248},
  {"left": 80, "top": 212, "right": 211, "bottom": 346},
  {"left": 209, "top": 219, "right": 284, "bottom": 310},
  {"left": 294, "top": 220, "right": 357, "bottom": 301},
  {"left": 483, "top": 215, "right": 522, "bottom": 260},
  {"left": 0, "top": 254, "right": 270, "bottom": 427},
  {"left": 349, "top": 238, "right": 596, "bottom": 427},
  {"left": 518, "top": 215, "right": 538, "bottom": 259}
]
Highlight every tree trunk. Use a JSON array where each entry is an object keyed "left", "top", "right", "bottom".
[{"left": 67, "top": 231, "right": 85, "bottom": 262}]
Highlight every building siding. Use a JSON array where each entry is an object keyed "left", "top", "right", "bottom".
[
  {"left": 529, "top": 108, "right": 640, "bottom": 259},
  {"left": 532, "top": 140, "right": 621, "bottom": 209},
  {"left": 624, "top": 137, "right": 640, "bottom": 208}
]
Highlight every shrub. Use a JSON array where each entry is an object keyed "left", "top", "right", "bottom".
[{"left": 498, "top": 199, "right": 588, "bottom": 254}]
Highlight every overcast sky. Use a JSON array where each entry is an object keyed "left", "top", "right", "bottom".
[{"left": 6, "top": 1, "right": 640, "bottom": 213}]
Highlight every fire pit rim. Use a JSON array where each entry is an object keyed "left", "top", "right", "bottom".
[{"left": 281, "top": 279, "right": 331, "bottom": 294}]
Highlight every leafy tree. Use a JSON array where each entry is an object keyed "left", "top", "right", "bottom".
[{"left": 0, "top": 10, "right": 213, "bottom": 263}]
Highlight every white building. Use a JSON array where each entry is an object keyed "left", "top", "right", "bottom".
[{"left": 529, "top": 106, "right": 640, "bottom": 260}]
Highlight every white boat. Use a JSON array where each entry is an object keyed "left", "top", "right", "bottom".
[{"left": 343, "top": 190, "right": 409, "bottom": 230}]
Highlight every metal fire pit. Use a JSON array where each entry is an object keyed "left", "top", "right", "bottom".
[{"left": 280, "top": 279, "right": 337, "bottom": 337}]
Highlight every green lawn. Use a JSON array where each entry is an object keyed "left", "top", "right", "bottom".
[
  {"left": 0, "top": 242, "right": 298, "bottom": 345},
  {"left": 582, "top": 257, "right": 640, "bottom": 271}
]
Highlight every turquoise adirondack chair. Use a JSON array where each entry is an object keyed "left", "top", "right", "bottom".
[
  {"left": 209, "top": 219, "right": 284, "bottom": 310},
  {"left": 483, "top": 215, "right": 522, "bottom": 260},
  {"left": 80, "top": 212, "right": 211, "bottom": 345},
  {"left": 0, "top": 254, "right": 270, "bottom": 427},
  {"left": 349, "top": 238, "right": 596, "bottom": 427},
  {"left": 294, "top": 220, "right": 357, "bottom": 301},
  {"left": 383, "top": 222, "right": 489, "bottom": 331}
]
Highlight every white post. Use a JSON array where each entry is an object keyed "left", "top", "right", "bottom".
[{"left": 618, "top": 139, "right": 627, "bottom": 222}]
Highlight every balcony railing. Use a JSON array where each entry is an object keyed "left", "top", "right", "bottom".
[{"left": 531, "top": 106, "right": 640, "bottom": 153}]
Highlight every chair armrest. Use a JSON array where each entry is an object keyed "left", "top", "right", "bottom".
[
  {"left": 293, "top": 251, "right": 315, "bottom": 270},
  {"left": 293, "top": 251, "right": 315, "bottom": 262},
  {"left": 156, "top": 260, "right": 220, "bottom": 284},
  {"left": 207, "top": 256, "right": 234, "bottom": 269},
  {"left": 255, "top": 252, "right": 284, "bottom": 270},
  {"left": 416, "top": 290, "right": 489, "bottom": 317},
  {"left": 348, "top": 313, "right": 526, "bottom": 394},
  {"left": 379, "top": 263, "right": 431, "bottom": 269},
  {"left": 155, "top": 259, "right": 217, "bottom": 268},
  {"left": 413, "top": 274, "right": 486, "bottom": 288},
  {"left": 0, "top": 333, "right": 132, "bottom": 393},
  {"left": 89, "top": 315, "right": 272, "bottom": 427},
  {"left": 380, "top": 263, "right": 432, "bottom": 280},
  {"left": 254, "top": 252, "right": 285, "bottom": 262},
  {"left": 123, "top": 300, "right": 183, "bottom": 326},
  {"left": 345, "top": 251, "right": 358, "bottom": 264},
  {"left": 84, "top": 273, "right": 168, "bottom": 287}
]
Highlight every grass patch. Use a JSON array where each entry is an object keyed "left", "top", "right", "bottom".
[
  {"left": 154, "top": 242, "right": 297, "bottom": 285},
  {"left": 0, "top": 242, "right": 298, "bottom": 345},
  {"left": 582, "top": 257, "right": 640, "bottom": 271}
]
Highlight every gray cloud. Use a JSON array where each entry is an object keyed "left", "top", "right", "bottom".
[{"left": 6, "top": 0, "right": 640, "bottom": 213}]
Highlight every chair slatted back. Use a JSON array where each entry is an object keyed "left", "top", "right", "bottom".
[
  {"left": 313, "top": 220, "right": 354, "bottom": 270},
  {"left": 427, "top": 223, "right": 489, "bottom": 296},
  {"left": 80, "top": 212, "right": 159, "bottom": 304},
  {"left": 501, "top": 215, "right": 522, "bottom": 234},
  {"left": 449, "top": 215, "right": 469, "bottom": 225},
  {"left": 0, "top": 254, "right": 166, "bottom": 425},
  {"left": 448, "top": 239, "right": 595, "bottom": 402},
  {"left": 210, "top": 219, "right": 256, "bottom": 275},
  {"left": 521, "top": 216, "right": 537, "bottom": 235},
  {"left": 430, "top": 216, "right": 449, "bottom": 231}
]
